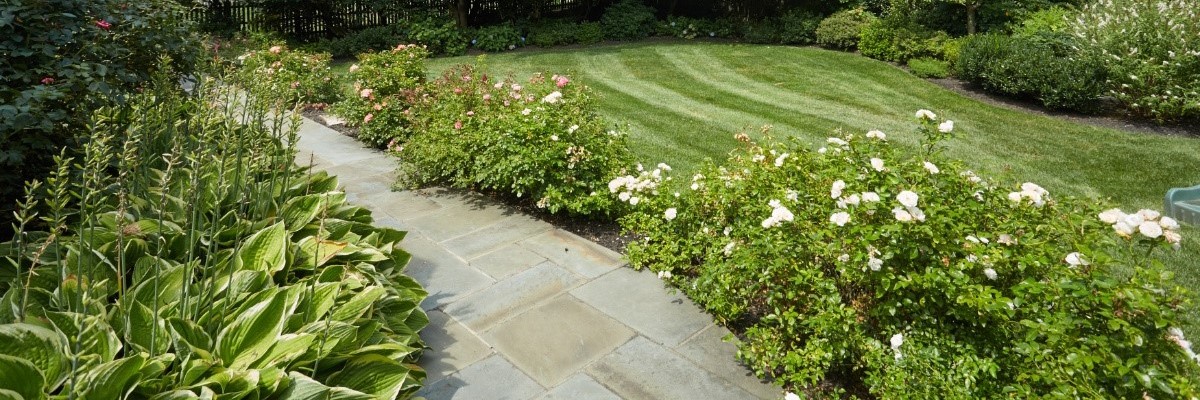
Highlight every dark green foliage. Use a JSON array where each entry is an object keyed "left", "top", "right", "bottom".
[
  {"left": 602, "top": 0, "right": 658, "bottom": 40},
  {"left": 528, "top": 20, "right": 579, "bottom": 47},
  {"left": 576, "top": 22, "right": 606, "bottom": 44},
  {"left": 408, "top": 13, "right": 468, "bottom": 56},
  {"left": 778, "top": 9, "right": 823, "bottom": 45},
  {"left": 907, "top": 57, "right": 949, "bottom": 78},
  {"left": 0, "top": 0, "right": 201, "bottom": 229},
  {"left": 472, "top": 24, "right": 524, "bottom": 52},
  {"left": 306, "top": 25, "right": 408, "bottom": 59},
  {"left": 957, "top": 34, "right": 1107, "bottom": 111},
  {"left": 815, "top": 8, "right": 878, "bottom": 50}
]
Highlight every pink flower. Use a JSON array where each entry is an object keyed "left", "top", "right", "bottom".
[
  {"left": 269, "top": 45, "right": 282, "bottom": 54},
  {"left": 466, "top": 111, "right": 475, "bottom": 116},
  {"left": 95, "top": 20, "right": 111, "bottom": 30},
  {"left": 462, "top": 75, "right": 472, "bottom": 82},
  {"left": 40, "top": 77, "right": 54, "bottom": 85},
  {"left": 454, "top": 120, "right": 463, "bottom": 130},
  {"left": 483, "top": 94, "right": 492, "bottom": 101},
  {"left": 363, "top": 113, "right": 373, "bottom": 124},
  {"left": 555, "top": 75, "right": 569, "bottom": 88},
  {"left": 290, "top": 81, "right": 300, "bottom": 89},
  {"left": 373, "top": 103, "right": 382, "bottom": 111},
  {"left": 453, "top": 87, "right": 463, "bottom": 94},
  {"left": 360, "top": 88, "right": 373, "bottom": 98}
]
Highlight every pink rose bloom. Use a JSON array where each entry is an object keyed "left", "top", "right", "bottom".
[
  {"left": 373, "top": 103, "right": 382, "bottom": 111},
  {"left": 363, "top": 113, "right": 373, "bottom": 124},
  {"left": 453, "top": 87, "right": 463, "bottom": 94},
  {"left": 95, "top": 20, "right": 111, "bottom": 30},
  {"left": 466, "top": 111, "right": 475, "bottom": 116},
  {"left": 360, "top": 88, "right": 373, "bottom": 98},
  {"left": 40, "top": 77, "right": 54, "bottom": 85},
  {"left": 348, "top": 64, "right": 360, "bottom": 73},
  {"left": 454, "top": 120, "right": 463, "bottom": 130},
  {"left": 555, "top": 75, "right": 569, "bottom": 88},
  {"left": 483, "top": 94, "right": 492, "bottom": 101},
  {"left": 269, "top": 45, "right": 282, "bottom": 54}
]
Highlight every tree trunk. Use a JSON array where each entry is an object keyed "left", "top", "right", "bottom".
[
  {"left": 455, "top": 0, "right": 468, "bottom": 28},
  {"left": 966, "top": 2, "right": 979, "bottom": 35}
]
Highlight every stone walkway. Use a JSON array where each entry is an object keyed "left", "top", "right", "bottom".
[{"left": 292, "top": 116, "right": 778, "bottom": 400}]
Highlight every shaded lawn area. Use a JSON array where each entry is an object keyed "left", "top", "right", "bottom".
[{"left": 335, "top": 40, "right": 1200, "bottom": 331}]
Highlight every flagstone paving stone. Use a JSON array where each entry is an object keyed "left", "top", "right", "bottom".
[{"left": 292, "top": 115, "right": 777, "bottom": 400}]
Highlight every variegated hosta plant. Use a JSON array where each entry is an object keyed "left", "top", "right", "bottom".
[{"left": 0, "top": 76, "right": 428, "bottom": 399}]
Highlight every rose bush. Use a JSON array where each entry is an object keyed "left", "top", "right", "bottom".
[
  {"left": 396, "top": 65, "right": 633, "bottom": 216},
  {"left": 332, "top": 44, "right": 431, "bottom": 147},
  {"left": 618, "top": 111, "right": 1197, "bottom": 397},
  {"left": 235, "top": 44, "right": 339, "bottom": 106}
]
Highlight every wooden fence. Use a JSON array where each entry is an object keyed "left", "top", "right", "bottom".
[{"left": 189, "top": 0, "right": 613, "bottom": 40}]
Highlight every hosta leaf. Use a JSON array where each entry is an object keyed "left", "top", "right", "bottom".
[
  {"left": 215, "top": 289, "right": 294, "bottom": 370},
  {"left": 330, "top": 286, "right": 385, "bottom": 322},
  {"left": 130, "top": 259, "right": 185, "bottom": 309},
  {"left": 234, "top": 222, "right": 287, "bottom": 274},
  {"left": 149, "top": 390, "right": 201, "bottom": 400},
  {"left": 0, "top": 388, "right": 28, "bottom": 400},
  {"left": 277, "top": 372, "right": 373, "bottom": 400},
  {"left": 167, "top": 318, "right": 213, "bottom": 358},
  {"left": 281, "top": 194, "right": 324, "bottom": 232},
  {"left": 0, "top": 354, "right": 46, "bottom": 400},
  {"left": 0, "top": 324, "right": 69, "bottom": 392},
  {"left": 296, "top": 236, "right": 348, "bottom": 270},
  {"left": 126, "top": 301, "right": 171, "bottom": 355},
  {"left": 300, "top": 282, "right": 339, "bottom": 324},
  {"left": 45, "top": 312, "right": 121, "bottom": 366},
  {"left": 75, "top": 353, "right": 146, "bottom": 400},
  {"left": 325, "top": 354, "right": 410, "bottom": 399},
  {"left": 252, "top": 333, "right": 316, "bottom": 369}
]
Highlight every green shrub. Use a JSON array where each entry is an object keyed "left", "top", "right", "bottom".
[
  {"left": 1010, "top": 6, "right": 1072, "bottom": 38},
  {"left": 743, "top": 19, "right": 782, "bottom": 44},
  {"left": 658, "top": 16, "right": 737, "bottom": 40},
  {"left": 618, "top": 111, "right": 1198, "bottom": 397},
  {"left": 779, "top": 10, "right": 823, "bottom": 45},
  {"left": 473, "top": 24, "right": 523, "bottom": 52},
  {"left": 0, "top": 79, "right": 428, "bottom": 398},
  {"left": 1071, "top": 0, "right": 1200, "bottom": 121},
  {"left": 408, "top": 13, "right": 468, "bottom": 56},
  {"left": 908, "top": 57, "right": 949, "bottom": 78},
  {"left": 398, "top": 65, "right": 634, "bottom": 216},
  {"left": 235, "top": 44, "right": 340, "bottom": 106},
  {"left": 0, "top": 0, "right": 201, "bottom": 226},
  {"left": 601, "top": 0, "right": 657, "bottom": 40},
  {"left": 332, "top": 44, "right": 430, "bottom": 147},
  {"left": 859, "top": 19, "right": 952, "bottom": 63},
  {"left": 815, "top": 8, "right": 878, "bottom": 50},
  {"left": 957, "top": 34, "right": 1107, "bottom": 111},
  {"left": 576, "top": 22, "right": 606, "bottom": 44},
  {"left": 306, "top": 25, "right": 407, "bottom": 59},
  {"left": 529, "top": 20, "right": 578, "bottom": 47}
]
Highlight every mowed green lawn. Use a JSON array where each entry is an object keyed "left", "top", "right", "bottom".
[{"left": 343, "top": 40, "right": 1200, "bottom": 328}]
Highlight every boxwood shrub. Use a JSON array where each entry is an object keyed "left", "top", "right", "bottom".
[
  {"left": 957, "top": 34, "right": 1107, "bottom": 111},
  {"left": 815, "top": 8, "right": 878, "bottom": 50}
]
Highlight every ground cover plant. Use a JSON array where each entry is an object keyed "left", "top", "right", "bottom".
[
  {"left": 235, "top": 44, "right": 341, "bottom": 106},
  {"left": 0, "top": 77, "right": 428, "bottom": 398},
  {"left": 616, "top": 111, "right": 1198, "bottom": 397},
  {"left": 411, "top": 41, "right": 1200, "bottom": 332}
]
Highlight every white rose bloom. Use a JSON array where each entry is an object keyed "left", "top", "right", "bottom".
[
  {"left": 890, "top": 333, "right": 904, "bottom": 360},
  {"left": 657, "top": 270, "right": 672, "bottom": 279},
  {"left": 723, "top": 241, "right": 736, "bottom": 255},
  {"left": 1098, "top": 208, "right": 1126, "bottom": 224},
  {"left": 773, "top": 206, "right": 795, "bottom": 222},
  {"left": 1112, "top": 222, "right": 1136, "bottom": 237},
  {"left": 938, "top": 120, "right": 954, "bottom": 133},
  {"left": 1007, "top": 192, "right": 1022, "bottom": 203},
  {"left": 618, "top": 192, "right": 631, "bottom": 201},
  {"left": 1139, "top": 221, "right": 1163, "bottom": 238},
  {"left": 629, "top": 196, "right": 640, "bottom": 205},
  {"left": 915, "top": 109, "right": 936, "bottom": 120},
  {"left": 1064, "top": 252, "right": 1089, "bottom": 266},
  {"left": 830, "top": 212, "right": 851, "bottom": 227},
  {"left": 923, "top": 161, "right": 940, "bottom": 174},
  {"left": 1137, "top": 209, "right": 1161, "bottom": 221},
  {"left": 866, "top": 130, "right": 886, "bottom": 140},
  {"left": 846, "top": 194, "right": 861, "bottom": 206},
  {"left": 908, "top": 206, "right": 926, "bottom": 222},
  {"left": 1164, "top": 230, "right": 1182, "bottom": 246},
  {"left": 769, "top": 199, "right": 782, "bottom": 208},
  {"left": 827, "top": 137, "right": 848, "bottom": 146},
  {"left": 664, "top": 208, "right": 677, "bottom": 221},
  {"left": 1159, "top": 216, "right": 1180, "bottom": 231},
  {"left": 897, "top": 190, "right": 919, "bottom": 208},
  {"left": 774, "top": 153, "right": 789, "bottom": 167},
  {"left": 838, "top": 254, "right": 851, "bottom": 262},
  {"left": 690, "top": 183, "right": 700, "bottom": 190},
  {"left": 862, "top": 192, "right": 881, "bottom": 202},
  {"left": 870, "top": 158, "right": 885, "bottom": 172},
  {"left": 817, "top": 147, "right": 827, "bottom": 154},
  {"left": 752, "top": 154, "right": 766, "bottom": 162},
  {"left": 893, "top": 207, "right": 913, "bottom": 222},
  {"left": 568, "top": 124, "right": 579, "bottom": 133},
  {"left": 998, "top": 234, "right": 1015, "bottom": 245},
  {"left": 785, "top": 392, "right": 801, "bottom": 400},
  {"left": 831, "top": 180, "right": 846, "bottom": 199},
  {"left": 1123, "top": 213, "right": 1145, "bottom": 228},
  {"left": 868, "top": 256, "right": 883, "bottom": 271},
  {"left": 785, "top": 190, "right": 799, "bottom": 202},
  {"left": 550, "top": 135, "right": 559, "bottom": 141},
  {"left": 541, "top": 91, "right": 563, "bottom": 103},
  {"left": 983, "top": 268, "right": 997, "bottom": 280}
]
